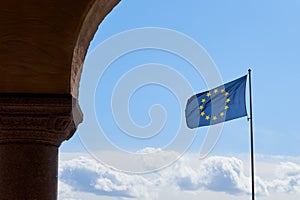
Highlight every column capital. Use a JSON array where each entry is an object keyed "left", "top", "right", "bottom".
[{"left": 0, "top": 94, "right": 83, "bottom": 146}]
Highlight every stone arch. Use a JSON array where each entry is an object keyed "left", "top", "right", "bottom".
[
  {"left": 0, "top": 0, "right": 120, "bottom": 96},
  {"left": 71, "top": 0, "right": 120, "bottom": 98},
  {"left": 0, "top": 1, "right": 120, "bottom": 199}
]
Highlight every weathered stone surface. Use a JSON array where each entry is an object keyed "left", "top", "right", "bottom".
[
  {"left": 0, "top": 1, "right": 120, "bottom": 199},
  {"left": 0, "top": 0, "right": 120, "bottom": 96},
  {"left": 0, "top": 143, "right": 59, "bottom": 200},
  {"left": 71, "top": 0, "right": 121, "bottom": 97},
  {"left": 0, "top": 94, "right": 82, "bottom": 200},
  {"left": 0, "top": 94, "right": 82, "bottom": 146}
]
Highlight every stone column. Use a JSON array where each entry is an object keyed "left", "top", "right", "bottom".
[{"left": 0, "top": 94, "right": 82, "bottom": 200}]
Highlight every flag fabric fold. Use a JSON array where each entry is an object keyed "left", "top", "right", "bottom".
[{"left": 185, "top": 75, "right": 248, "bottom": 129}]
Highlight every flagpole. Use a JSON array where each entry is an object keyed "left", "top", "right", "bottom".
[{"left": 248, "top": 69, "right": 255, "bottom": 200}]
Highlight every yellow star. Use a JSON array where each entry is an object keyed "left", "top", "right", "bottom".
[
  {"left": 199, "top": 105, "right": 204, "bottom": 110},
  {"left": 225, "top": 92, "right": 229, "bottom": 96},
  {"left": 201, "top": 111, "right": 205, "bottom": 116},
  {"left": 214, "top": 89, "right": 218, "bottom": 94},
  {"left": 226, "top": 98, "right": 230, "bottom": 103},
  {"left": 221, "top": 89, "right": 225, "bottom": 93},
  {"left": 201, "top": 98, "right": 206, "bottom": 103},
  {"left": 225, "top": 105, "right": 229, "bottom": 110},
  {"left": 206, "top": 92, "right": 211, "bottom": 97},
  {"left": 213, "top": 116, "right": 217, "bottom": 121},
  {"left": 205, "top": 115, "right": 210, "bottom": 120},
  {"left": 220, "top": 112, "right": 225, "bottom": 117}
]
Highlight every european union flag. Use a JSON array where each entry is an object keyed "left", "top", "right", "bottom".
[{"left": 185, "top": 75, "right": 247, "bottom": 128}]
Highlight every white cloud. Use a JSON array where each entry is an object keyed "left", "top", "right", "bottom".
[
  {"left": 159, "top": 155, "right": 268, "bottom": 195},
  {"left": 59, "top": 156, "right": 154, "bottom": 199},
  {"left": 136, "top": 147, "right": 162, "bottom": 154},
  {"left": 199, "top": 156, "right": 250, "bottom": 194},
  {"left": 266, "top": 162, "right": 300, "bottom": 193},
  {"left": 58, "top": 152, "right": 300, "bottom": 200}
]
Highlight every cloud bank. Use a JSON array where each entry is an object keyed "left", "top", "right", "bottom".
[
  {"left": 59, "top": 156, "right": 153, "bottom": 199},
  {"left": 58, "top": 152, "right": 300, "bottom": 200}
]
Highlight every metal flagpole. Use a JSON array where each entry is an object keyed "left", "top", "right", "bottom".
[{"left": 248, "top": 69, "right": 255, "bottom": 200}]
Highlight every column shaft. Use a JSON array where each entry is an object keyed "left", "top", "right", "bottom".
[
  {"left": 0, "top": 143, "right": 58, "bottom": 200},
  {"left": 0, "top": 94, "right": 82, "bottom": 200}
]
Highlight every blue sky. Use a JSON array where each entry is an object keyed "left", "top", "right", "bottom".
[
  {"left": 61, "top": 0, "right": 300, "bottom": 156},
  {"left": 59, "top": 1, "right": 300, "bottom": 199}
]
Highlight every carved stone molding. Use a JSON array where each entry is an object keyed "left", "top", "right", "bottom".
[{"left": 0, "top": 94, "right": 83, "bottom": 146}]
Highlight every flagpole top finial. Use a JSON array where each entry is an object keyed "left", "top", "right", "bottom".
[{"left": 248, "top": 68, "right": 252, "bottom": 73}]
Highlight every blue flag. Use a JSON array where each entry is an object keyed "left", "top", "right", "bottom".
[{"left": 185, "top": 75, "right": 247, "bottom": 128}]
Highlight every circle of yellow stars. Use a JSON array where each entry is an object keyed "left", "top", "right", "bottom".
[{"left": 199, "top": 88, "right": 230, "bottom": 121}]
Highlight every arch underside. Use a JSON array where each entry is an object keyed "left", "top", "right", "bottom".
[{"left": 0, "top": 0, "right": 120, "bottom": 97}]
